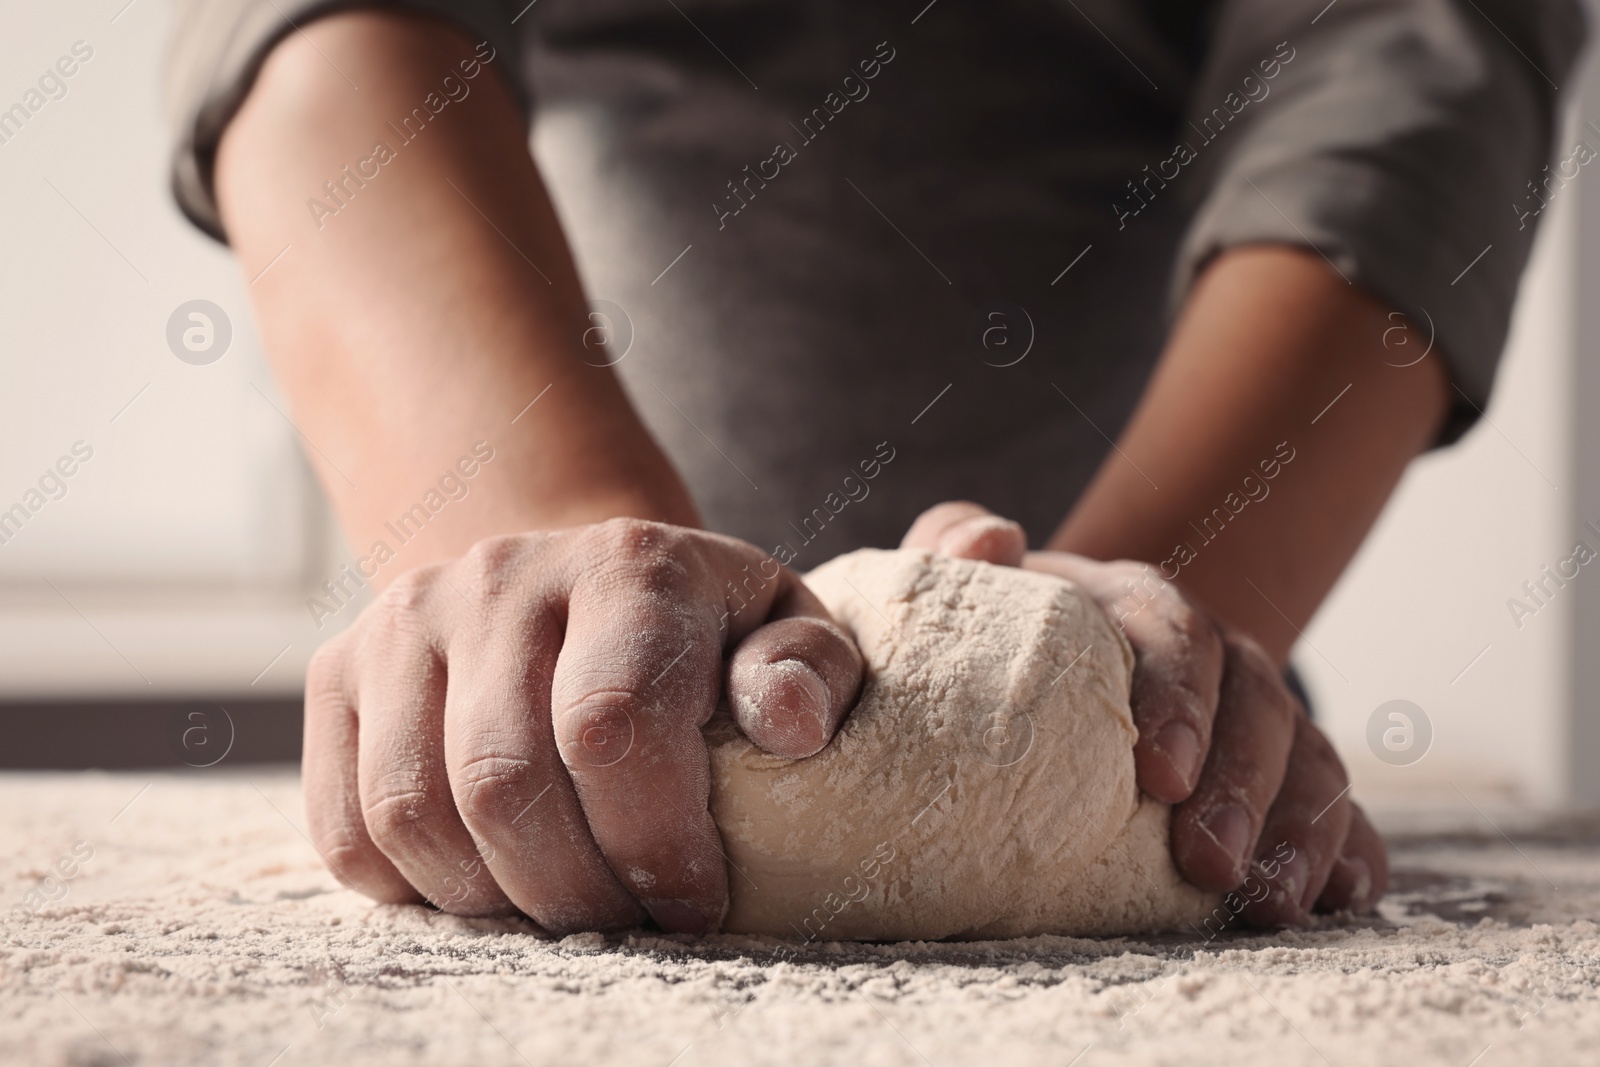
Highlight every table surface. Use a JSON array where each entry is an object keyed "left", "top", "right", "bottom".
[{"left": 2, "top": 770, "right": 1598, "bottom": 1067}]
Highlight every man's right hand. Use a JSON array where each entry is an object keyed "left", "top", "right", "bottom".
[
  {"left": 302, "top": 519, "right": 862, "bottom": 935},
  {"left": 902, "top": 501, "right": 1388, "bottom": 926}
]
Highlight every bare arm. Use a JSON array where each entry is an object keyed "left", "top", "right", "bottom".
[
  {"left": 1052, "top": 246, "right": 1449, "bottom": 663},
  {"left": 217, "top": 11, "right": 698, "bottom": 572}
]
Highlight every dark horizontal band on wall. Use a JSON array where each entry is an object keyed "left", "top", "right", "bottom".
[{"left": 0, "top": 699, "right": 302, "bottom": 770}]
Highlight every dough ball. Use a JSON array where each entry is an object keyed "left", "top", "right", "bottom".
[{"left": 706, "top": 548, "right": 1220, "bottom": 940}]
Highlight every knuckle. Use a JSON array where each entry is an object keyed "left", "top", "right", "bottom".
[
  {"left": 1106, "top": 558, "right": 1148, "bottom": 581},
  {"left": 751, "top": 614, "right": 847, "bottom": 660},
  {"left": 556, "top": 691, "right": 639, "bottom": 768},
  {"left": 361, "top": 784, "right": 436, "bottom": 852},
  {"left": 1094, "top": 560, "right": 1187, "bottom": 631},
  {"left": 314, "top": 837, "right": 408, "bottom": 902},
  {"left": 363, "top": 572, "right": 445, "bottom": 648},
  {"left": 929, "top": 500, "right": 982, "bottom": 519},
  {"left": 315, "top": 831, "right": 363, "bottom": 876},
  {"left": 451, "top": 752, "right": 539, "bottom": 828},
  {"left": 1225, "top": 629, "right": 1272, "bottom": 673},
  {"left": 362, "top": 568, "right": 445, "bottom": 645},
  {"left": 456, "top": 534, "right": 535, "bottom": 596},
  {"left": 1137, "top": 601, "right": 1222, "bottom": 675},
  {"left": 800, "top": 617, "right": 857, "bottom": 667},
  {"left": 305, "top": 636, "right": 353, "bottom": 702},
  {"left": 306, "top": 808, "right": 365, "bottom": 871},
  {"left": 379, "top": 565, "right": 438, "bottom": 612},
  {"left": 1093, "top": 559, "right": 1148, "bottom": 598},
  {"left": 917, "top": 501, "right": 984, "bottom": 539},
  {"left": 1223, "top": 633, "right": 1296, "bottom": 724},
  {"left": 583, "top": 518, "right": 691, "bottom": 591},
  {"left": 318, "top": 840, "right": 368, "bottom": 884},
  {"left": 585, "top": 516, "right": 666, "bottom": 556},
  {"left": 1171, "top": 605, "right": 1223, "bottom": 657},
  {"left": 625, "top": 549, "right": 692, "bottom": 599}
]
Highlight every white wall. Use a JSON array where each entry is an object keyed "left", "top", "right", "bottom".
[
  {"left": 1299, "top": 190, "right": 1577, "bottom": 807},
  {"left": 0, "top": 1, "right": 331, "bottom": 698}
]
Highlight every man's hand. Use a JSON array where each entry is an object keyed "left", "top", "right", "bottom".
[
  {"left": 303, "top": 519, "right": 862, "bottom": 935},
  {"left": 218, "top": 15, "right": 871, "bottom": 934},
  {"left": 903, "top": 501, "right": 1387, "bottom": 925}
]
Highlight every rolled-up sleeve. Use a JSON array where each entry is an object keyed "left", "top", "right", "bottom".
[
  {"left": 165, "top": 0, "right": 526, "bottom": 244},
  {"left": 1173, "top": 0, "right": 1586, "bottom": 443}
]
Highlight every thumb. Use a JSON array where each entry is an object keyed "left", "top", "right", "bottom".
[
  {"left": 724, "top": 563, "right": 864, "bottom": 760},
  {"left": 900, "top": 501, "right": 1026, "bottom": 567}
]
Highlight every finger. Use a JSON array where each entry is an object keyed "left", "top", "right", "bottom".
[
  {"left": 1023, "top": 554, "right": 1223, "bottom": 801},
  {"left": 302, "top": 631, "right": 418, "bottom": 904},
  {"left": 901, "top": 501, "right": 1026, "bottom": 566},
  {"left": 1316, "top": 802, "right": 1388, "bottom": 914},
  {"left": 549, "top": 521, "right": 734, "bottom": 934},
  {"left": 357, "top": 574, "right": 515, "bottom": 916},
  {"left": 1237, "top": 715, "right": 1353, "bottom": 927},
  {"left": 1169, "top": 631, "right": 1296, "bottom": 890},
  {"left": 442, "top": 541, "right": 645, "bottom": 933},
  {"left": 726, "top": 577, "right": 863, "bottom": 759}
]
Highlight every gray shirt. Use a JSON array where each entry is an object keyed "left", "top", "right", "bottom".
[{"left": 166, "top": 0, "right": 1583, "bottom": 562}]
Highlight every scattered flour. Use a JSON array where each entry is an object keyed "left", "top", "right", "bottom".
[{"left": 3, "top": 770, "right": 1598, "bottom": 1066}]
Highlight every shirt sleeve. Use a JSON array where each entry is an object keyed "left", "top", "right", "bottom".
[
  {"left": 1172, "top": 0, "right": 1586, "bottom": 444},
  {"left": 164, "top": 0, "right": 526, "bottom": 244}
]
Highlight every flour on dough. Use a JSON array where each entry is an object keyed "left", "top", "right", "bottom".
[{"left": 706, "top": 548, "right": 1219, "bottom": 940}]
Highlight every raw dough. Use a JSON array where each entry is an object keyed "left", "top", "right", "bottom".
[{"left": 706, "top": 548, "right": 1219, "bottom": 940}]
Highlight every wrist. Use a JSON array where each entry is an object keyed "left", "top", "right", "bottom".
[
  {"left": 341, "top": 453, "right": 700, "bottom": 588},
  {"left": 530, "top": 479, "right": 702, "bottom": 532}
]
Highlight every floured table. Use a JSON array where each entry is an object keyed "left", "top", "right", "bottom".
[{"left": 2, "top": 770, "right": 1598, "bottom": 1066}]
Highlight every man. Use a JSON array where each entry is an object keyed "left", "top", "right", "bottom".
[{"left": 166, "top": 0, "right": 1580, "bottom": 934}]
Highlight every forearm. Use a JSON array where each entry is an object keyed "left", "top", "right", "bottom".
[
  {"left": 216, "top": 11, "right": 696, "bottom": 583},
  {"left": 1050, "top": 246, "right": 1449, "bottom": 664}
]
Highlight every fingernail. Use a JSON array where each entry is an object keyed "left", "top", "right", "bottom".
[
  {"left": 785, "top": 660, "right": 830, "bottom": 725},
  {"left": 733, "top": 659, "right": 832, "bottom": 757},
  {"left": 1201, "top": 804, "right": 1252, "bottom": 878},
  {"left": 1274, "top": 850, "right": 1311, "bottom": 914},
  {"left": 1152, "top": 721, "right": 1201, "bottom": 791},
  {"left": 778, "top": 660, "right": 832, "bottom": 753},
  {"left": 647, "top": 899, "right": 711, "bottom": 935}
]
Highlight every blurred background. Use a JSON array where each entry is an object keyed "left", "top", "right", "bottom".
[{"left": 1, "top": 2, "right": 1596, "bottom": 808}]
